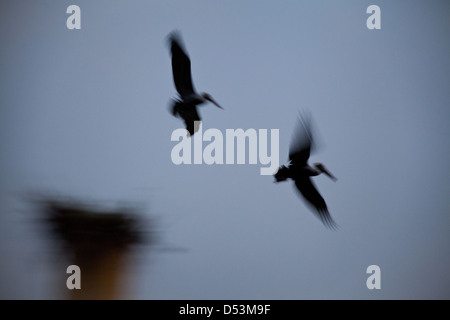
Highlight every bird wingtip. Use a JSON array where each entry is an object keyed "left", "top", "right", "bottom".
[{"left": 167, "top": 30, "right": 183, "bottom": 45}]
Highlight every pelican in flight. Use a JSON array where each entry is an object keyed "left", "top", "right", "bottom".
[
  {"left": 274, "top": 112, "right": 338, "bottom": 229},
  {"left": 167, "top": 31, "right": 223, "bottom": 136}
]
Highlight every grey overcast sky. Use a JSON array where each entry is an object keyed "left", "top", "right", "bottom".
[{"left": 1, "top": 1, "right": 449, "bottom": 299}]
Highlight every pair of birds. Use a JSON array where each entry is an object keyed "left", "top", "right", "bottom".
[{"left": 167, "top": 31, "right": 338, "bottom": 229}]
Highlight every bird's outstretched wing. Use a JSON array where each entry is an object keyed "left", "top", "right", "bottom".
[
  {"left": 169, "top": 32, "right": 196, "bottom": 98},
  {"left": 289, "top": 113, "right": 315, "bottom": 166},
  {"left": 294, "top": 177, "right": 338, "bottom": 230}
]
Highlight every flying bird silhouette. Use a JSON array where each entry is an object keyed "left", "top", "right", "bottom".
[
  {"left": 274, "top": 112, "right": 338, "bottom": 229},
  {"left": 167, "top": 31, "right": 223, "bottom": 136}
]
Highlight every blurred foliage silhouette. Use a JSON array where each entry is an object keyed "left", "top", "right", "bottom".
[{"left": 35, "top": 197, "right": 152, "bottom": 300}]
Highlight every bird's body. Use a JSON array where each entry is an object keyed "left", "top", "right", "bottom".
[
  {"left": 168, "top": 31, "right": 222, "bottom": 136},
  {"left": 274, "top": 113, "right": 338, "bottom": 229},
  {"left": 170, "top": 99, "right": 201, "bottom": 136}
]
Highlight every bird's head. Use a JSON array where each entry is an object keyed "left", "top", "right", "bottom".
[
  {"left": 201, "top": 92, "right": 223, "bottom": 109},
  {"left": 274, "top": 165, "right": 290, "bottom": 182},
  {"left": 314, "top": 162, "right": 337, "bottom": 181}
]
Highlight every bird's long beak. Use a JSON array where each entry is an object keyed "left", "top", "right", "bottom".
[
  {"left": 205, "top": 96, "right": 223, "bottom": 109},
  {"left": 322, "top": 167, "right": 337, "bottom": 182}
]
